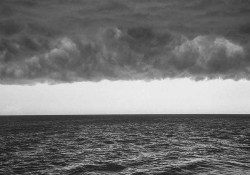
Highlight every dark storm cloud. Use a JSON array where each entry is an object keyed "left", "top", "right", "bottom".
[
  {"left": 0, "top": 0, "right": 250, "bottom": 84},
  {"left": 0, "top": 26, "right": 249, "bottom": 84}
]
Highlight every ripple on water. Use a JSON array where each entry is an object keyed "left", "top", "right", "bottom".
[
  {"left": 1, "top": 115, "right": 250, "bottom": 175},
  {"left": 68, "top": 163, "right": 126, "bottom": 174}
]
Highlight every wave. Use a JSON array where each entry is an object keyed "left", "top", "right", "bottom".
[
  {"left": 68, "top": 163, "right": 126, "bottom": 173},
  {"left": 131, "top": 172, "right": 148, "bottom": 175},
  {"left": 1, "top": 115, "right": 250, "bottom": 174},
  {"left": 154, "top": 159, "right": 211, "bottom": 175}
]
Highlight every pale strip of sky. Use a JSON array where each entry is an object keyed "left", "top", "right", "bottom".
[{"left": 0, "top": 79, "right": 250, "bottom": 115}]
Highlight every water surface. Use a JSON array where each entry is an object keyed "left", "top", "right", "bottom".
[{"left": 1, "top": 115, "right": 250, "bottom": 174}]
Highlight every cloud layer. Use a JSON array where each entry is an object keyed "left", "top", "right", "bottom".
[
  {"left": 0, "top": 0, "right": 250, "bottom": 84},
  {"left": 0, "top": 26, "right": 249, "bottom": 84}
]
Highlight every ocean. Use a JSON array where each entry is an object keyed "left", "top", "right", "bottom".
[
  {"left": 1, "top": 1, "right": 250, "bottom": 174},
  {"left": 1, "top": 115, "right": 250, "bottom": 175}
]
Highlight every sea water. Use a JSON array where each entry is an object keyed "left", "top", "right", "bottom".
[{"left": 1, "top": 115, "right": 250, "bottom": 175}]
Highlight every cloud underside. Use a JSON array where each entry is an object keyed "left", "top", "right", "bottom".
[{"left": 0, "top": 26, "right": 250, "bottom": 84}]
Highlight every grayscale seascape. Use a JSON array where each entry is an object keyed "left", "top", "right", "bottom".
[
  {"left": 1, "top": 0, "right": 250, "bottom": 175},
  {"left": 1, "top": 115, "right": 250, "bottom": 175}
]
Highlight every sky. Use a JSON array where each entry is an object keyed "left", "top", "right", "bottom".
[
  {"left": 1, "top": 0, "right": 250, "bottom": 115},
  {"left": 1, "top": 79, "right": 250, "bottom": 115}
]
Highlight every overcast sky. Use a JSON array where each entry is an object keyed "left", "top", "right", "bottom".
[
  {"left": 1, "top": 79, "right": 250, "bottom": 115},
  {"left": 1, "top": 0, "right": 250, "bottom": 114}
]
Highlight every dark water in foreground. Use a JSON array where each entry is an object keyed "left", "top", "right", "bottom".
[{"left": 1, "top": 115, "right": 250, "bottom": 175}]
